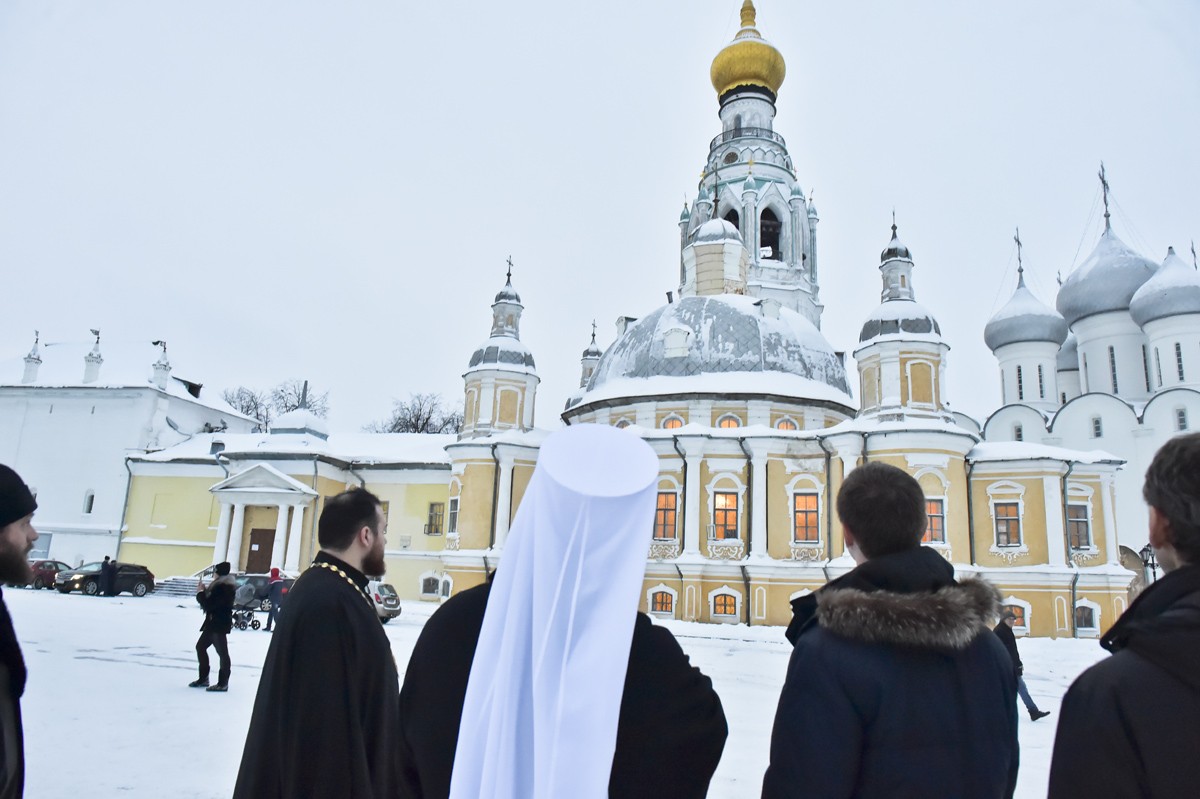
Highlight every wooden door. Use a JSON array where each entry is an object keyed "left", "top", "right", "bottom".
[{"left": 245, "top": 528, "right": 275, "bottom": 574}]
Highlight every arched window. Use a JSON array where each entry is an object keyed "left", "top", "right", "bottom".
[
  {"left": 776, "top": 417, "right": 798, "bottom": 431},
  {"left": 82, "top": 491, "right": 95, "bottom": 515},
  {"left": 1108, "top": 346, "right": 1119, "bottom": 393},
  {"left": 1177, "top": 342, "right": 1186, "bottom": 381},
  {"left": 651, "top": 591, "right": 674, "bottom": 614},
  {"left": 1037, "top": 364, "right": 1046, "bottom": 399},
  {"left": 1002, "top": 603, "right": 1027, "bottom": 630},
  {"left": 1091, "top": 416, "right": 1103, "bottom": 439},
  {"left": 1016, "top": 365, "right": 1024, "bottom": 401},
  {"left": 420, "top": 576, "right": 440, "bottom": 597},
  {"left": 1074, "top": 605, "right": 1096, "bottom": 630},
  {"left": 717, "top": 414, "right": 741, "bottom": 429},
  {"left": 723, "top": 209, "right": 740, "bottom": 229},
  {"left": 614, "top": 418, "right": 632, "bottom": 429},
  {"left": 713, "top": 593, "right": 737, "bottom": 616},
  {"left": 661, "top": 415, "right": 684, "bottom": 430},
  {"left": 1013, "top": 424, "right": 1023, "bottom": 441},
  {"left": 759, "top": 208, "right": 781, "bottom": 260}
]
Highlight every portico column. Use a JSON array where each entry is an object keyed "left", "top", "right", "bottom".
[
  {"left": 270, "top": 503, "right": 289, "bottom": 569},
  {"left": 284, "top": 504, "right": 305, "bottom": 572},
  {"left": 1102, "top": 474, "right": 1120, "bottom": 565},
  {"left": 747, "top": 442, "right": 770, "bottom": 558},
  {"left": 494, "top": 454, "right": 515, "bottom": 548},
  {"left": 681, "top": 439, "right": 705, "bottom": 556},
  {"left": 212, "top": 502, "right": 232, "bottom": 566},
  {"left": 226, "top": 503, "right": 247, "bottom": 569}
]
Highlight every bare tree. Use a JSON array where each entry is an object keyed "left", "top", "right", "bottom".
[
  {"left": 270, "top": 379, "right": 330, "bottom": 418},
  {"left": 365, "top": 393, "right": 463, "bottom": 434},
  {"left": 222, "top": 387, "right": 273, "bottom": 430},
  {"left": 222, "top": 379, "right": 330, "bottom": 431}
]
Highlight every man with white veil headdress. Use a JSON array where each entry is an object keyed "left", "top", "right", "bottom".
[{"left": 398, "top": 424, "right": 727, "bottom": 799}]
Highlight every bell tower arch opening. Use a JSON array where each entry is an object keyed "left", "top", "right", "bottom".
[{"left": 760, "top": 207, "right": 781, "bottom": 261}]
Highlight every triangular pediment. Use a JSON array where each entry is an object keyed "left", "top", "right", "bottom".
[{"left": 209, "top": 462, "right": 318, "bottom": 497}]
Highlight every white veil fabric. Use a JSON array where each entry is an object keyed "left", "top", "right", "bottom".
[{"left": 448, "top": 424, "right": 661, "bottom": 799}]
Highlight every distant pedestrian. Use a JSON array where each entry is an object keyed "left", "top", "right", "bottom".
[
  {"left": 0, "top": 464, "right": 40, "bottom": 798},
  {"left": 98, "top": 555, "right": 112, "bottom": 597},
  {"left": 233, "top": 488, "right": 400, "bottom": 797},
  {"left": 191, "top": 561, "right": 235, "bottom": 692},
  {"left": 265, "top": 567, "right": 284, "bottom": 632},
  {"left": 992, "top": 611, "right": 1051, "bottom": 721},
  {"left": 1049, "top": 432, "right": 1200, "bottom": 798},
  {"left": 763, "top": 462, "right": 1018, "bottom": 799}
]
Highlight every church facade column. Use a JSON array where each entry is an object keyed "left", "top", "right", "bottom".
[
  {"left": 681, "top": 438, "right": 706, "bottom": 556},
  {"left": 284, "top": 504, "right": 306, "bottom": 572},
  {"left": 1102, "top": 474, "right": 1120, "bottom": 565},
  {"left": 226, "top": 503, "right": 247, "bottom": 569},
  {"left": 493, "top": 453, "right": 515, "bottom": 548},
  {"left": 746, "top": 441, "right": 770, "bottom": 558},
  {"left": 212, "top": 502, "right": 232, "bottom": 566},
  {"left": 270, "top": 504, "right": 289, "bottom": 569}
]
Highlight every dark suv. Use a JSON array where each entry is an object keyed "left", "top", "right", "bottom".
[{"left": 54, "top": 562, "right": 156, "bottom": 597}]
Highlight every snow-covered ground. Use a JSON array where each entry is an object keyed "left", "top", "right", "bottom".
[{"left": 11, "top": 588, "right": 1107, "bottom": 798}]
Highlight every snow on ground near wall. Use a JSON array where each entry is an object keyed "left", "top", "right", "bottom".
[{"left": 11, "top": 589, "right": 1107, "bottom": 798}]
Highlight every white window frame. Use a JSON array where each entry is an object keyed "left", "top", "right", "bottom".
[
  {"left": 646, "top": 583, "right": 678, "bottom": 618},
  {"left": 418, "top": 571, "right": 442, "bottom": 600},
  {"left": 784, "top": 474, "right": 824, "bottom": 548},
  {"left": 1001, "top": 595, "right": 1032, "bottom": 637},
  {"left": 775, "top": 415, "right": 800, "bottom": 431},
  {"left": 660, "top": 413, "right": 686, "bottom": 430},
  {"left": 987, "top": 481, "right": 1027, "bottom": 556},
  {"left": 1091, "top": 416, "right": 1103, "bottom": 438},
  {"left": 715, "top": 413, "right": 742, "bottom": 429},
  {"left": 446, "top": 496, "right": 459, "bottom": 534},
  {"left": 1177, "top": 407, "right": 1190, "bottom": 432},
  {"left": 708, "top": 584, "right": 742, "bottom": 623},
  {"left": 1074, "top": 598, "right": 1102, "bottom": 636},
  {"left": 905, "top": 359, "right": 938, "bottom": 408},
  {"left": 1066, "top": 483, "right": 1095, "bottom": 552}
]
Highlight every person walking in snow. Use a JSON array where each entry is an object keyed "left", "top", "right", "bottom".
[
  {"left": 763, "top": 462, "right": 1018, "bottom": 799},
  {"left": 992, "top": 611, "right": 1051, "bottom": 721},
  {"left": 264, "top": 567, "right": 284, "bottom": 632},
  {"left": 191, "top": 561, "right": 235, "bottom": 692},
  {"left": 1049, "top": 432, "right": 1200, "bottom": 798},
  {"left": 0, "top": 464, "right": 41, "bottom": 797}
]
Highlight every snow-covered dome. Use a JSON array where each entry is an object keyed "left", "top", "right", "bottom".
[
  {"left": 858, "top": 299, "right": 942, "bottom": 343},
  {"left": 1056, "top": 334, "right": 1079, "bottom": 372},
  {"left": 466, "top": 335, "right": 536, "bottom": 376},
  {"left": 493, "top": 278, "right": 521, "bottom": 304},
  {"left": 582, "top": 337, "right": 603, "bottom": 359},
  {"left": 984, "top": 274, "right": 1068, "bottom": 351},
  {"left": 693, "top": 218, "right": 742, "bottom": 244},
  {"left": 880, "top": 228, "right": 912, "bottom": 263},
  {"left": 576, "top": 294, "right": 853, "bottom": 407},
  {"left": 272, "top": 407, "right": 329, "bottom": 439},
  {"left": 1129, "top": 246, "right": 1200, "bottom": 327},
  {"left": 1056, "top": 229, "right": 1158, "bottom": 326}
]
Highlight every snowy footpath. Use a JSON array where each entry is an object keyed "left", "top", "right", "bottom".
[{"left": 11, "top": 589, "right": 1106, "bottom": 798}]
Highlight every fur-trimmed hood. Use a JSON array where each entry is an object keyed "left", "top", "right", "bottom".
[{"left": 817, "top": 577, "right": 1001, "bottom": 651}]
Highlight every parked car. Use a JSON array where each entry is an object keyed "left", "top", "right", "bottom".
[
  {"left": 235, "top": 572, "right": 296, "bottom": 611},
  {"left": 367, "top": 580, "right": 401, "bottom": 624},
  {"left": 26, "top": 560, "right": 71, "bottom": 590},
  {"left": 54, "top": 562, "right": 156, "bottom": 597}
]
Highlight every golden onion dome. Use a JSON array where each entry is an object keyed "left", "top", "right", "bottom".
[{"left": 710, "top": 1, "right": 786, "bottom": 99}]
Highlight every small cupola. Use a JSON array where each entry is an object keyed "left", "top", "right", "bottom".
[
  {"left": 151, "top": 340, "right": 172, "bottom": 390},
  {"left": 878, "top": 218, "right": 915, "bottom": 302},
  {"left": 83, "top": 328, "right": 103, "bottom": 384},
  {"left": 22, "top": 331, "right": 41, "bottom": 384}
]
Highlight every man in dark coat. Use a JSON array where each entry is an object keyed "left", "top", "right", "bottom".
[
  {"left": 264, "top": 566, "right": 284, "bottom": 632},
  {"left": 1049, "top": 432, "right": 1200, "bottom": 798},
  {"left": 764, "top": 462, "right": 1018, "bottom": 799},
  {"left": 191, "top": 561, "right": 235, "bottom": 692},
  {"left": 0, "top": 464, "right": 39, "bottom": 798},
  {"left": 993, "top": 611, "right": 1050, "bottom": 720},
  {"left": 97, "top": 556, "right": 112, "bottom": 597},
  {"left": 234, "top": 488, "right": 400, "bottom": 799},
  {"left": 397, "top": 577, "right": 727, "bottom": 799}
]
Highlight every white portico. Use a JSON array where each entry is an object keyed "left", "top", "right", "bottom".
[{"left": 209, "top": 463, "right": 317, "bottom": 573}]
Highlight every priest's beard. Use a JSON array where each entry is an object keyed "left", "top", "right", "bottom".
[
  {"left": 363, "top": 532, "right": 386, "bottom": 579},
  {"left": 0, "top": 534, "right": 32, "bottom": 584}
]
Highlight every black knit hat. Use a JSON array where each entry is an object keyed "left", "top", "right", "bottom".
[{"left": 0, "top": 464, "right": 36, "bottom": 529}]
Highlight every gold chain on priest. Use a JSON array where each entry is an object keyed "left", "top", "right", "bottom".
[{"left": 310, "top": 561, "right": 375, "bottom": 610}]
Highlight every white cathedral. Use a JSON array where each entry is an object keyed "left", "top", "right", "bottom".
[{"left": 3, "top": 1, "right": 1198, "bottom": 637}]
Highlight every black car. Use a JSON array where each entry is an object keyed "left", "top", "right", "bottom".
[{"left": 54, "top": 562, "right": 156, "bottom": 597}]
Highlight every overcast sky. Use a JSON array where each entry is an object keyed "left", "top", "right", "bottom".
[{"left": 2, "top": 1, "right": 1198, "bottom": 432}]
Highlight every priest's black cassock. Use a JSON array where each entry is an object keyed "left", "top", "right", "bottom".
[
  {"left": 234, "top": 552, "right": 401, "bottom": 799},
  {"left": 397, "top": 580, "right": 728, "bottom": 799}
]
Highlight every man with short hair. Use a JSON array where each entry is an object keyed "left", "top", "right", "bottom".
[
  {"left": 1049, "top": 432, "right": 1200, "bottom": 797},
  {"left": 234, "top": 487, "right": 400, "bottom": 798},
  {"left": 763, "top": 462, "right": 1018, "bottom": 799},
  {"left": 993, "top": 611, "right": 1051, "bottom": 721},
  {"left": 0, "top": 464, "right": 37, "bottom": 798}
]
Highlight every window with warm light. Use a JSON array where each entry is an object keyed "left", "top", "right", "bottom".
[
  {"left": 713, "top": 492, "right": 739, "bottom": 539},
  {"left": 651, "top": 591, "right": 674, "bottom": 614},
  {"left": 994, "top": 502, "right": 1021, "bottom": 547},
  {"left": 776, "top": 418, "right": 798, "bottom": 431},
  {"left": 713, "top": 594, "right": 737, "bottom": 616},
  {"left": 792, "top": 493, "right": 819, "bottom": 542},
  {"left": 717, "top": 415, "right": 741, "bottom": 429},
  {"left": 662, "top": 415, "right": 684, "bottom": 430},
  {"left": 1068, "top": 504, "right": 1090, "bottom": 549},
  {"left": 923, "top": 498, "right": 945, "bottom": 544},
  {"left": 654, "top": 493, "right": 677, "bottom": 540}
]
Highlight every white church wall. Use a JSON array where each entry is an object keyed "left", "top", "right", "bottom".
[
  {"left": 1142, "top": 314, "right": 1200, "bottom": 391},
  {"left": 1072, "top": 312, "right": 1152, "bottom": 402}
]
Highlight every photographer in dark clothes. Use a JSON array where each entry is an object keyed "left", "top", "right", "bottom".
[
  {"left": 190, "top": 561, "right": 235, "bottom": 692},
  {"left": 992, "top": 612, "right": 1051, "bottom": 721}
]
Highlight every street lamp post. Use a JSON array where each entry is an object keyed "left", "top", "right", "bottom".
[{"left": 1139, "top": 544, "right": 1159, "bottom": 585}]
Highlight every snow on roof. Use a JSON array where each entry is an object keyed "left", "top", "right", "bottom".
[
  {"left": 825, "top": 415, "right": 978, "bottom": 437},
  {"left": 857, "top": 299, "right": 944, "bottom": 345},
  {"left": 1057, "top": 228, "right": 1158, "bottom": 325},
  {"left": 967, "top": 441, "right": 1123, "bottom": 466},
  {"left": 1129, "top": 247, "right": 1200, "bottom": 326},
  {"left": 0, "top": 340, "right": 249, "bottom": 419},
  {"left": 984, "top": 281, "right": 1068, "bottom": 351},
  {"left": 132, "top": 432, "right": 457, "bottom": 466},
  {"left": 571, "top": 371, "right": 855, "bottom": 410}
]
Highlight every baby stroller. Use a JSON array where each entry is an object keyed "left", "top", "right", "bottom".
[{"left": 233, "top": 582, "right": 261, "bottom": 631}]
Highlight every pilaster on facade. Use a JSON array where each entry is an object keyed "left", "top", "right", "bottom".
[
  {"left": 492, "top": 451, "right": 517, "bottom": 549},
  {"left": 270, "top": 504, "right": 289, "bottom": 568},
  {"left": 744, "top": 439, "right": 772, "bottom": 559},
  {"left": 285, "top": 504, "right": 305, "bottom": 571},
  {"left": 213, "top": 502, "right": 233, "bottom": 566},
  {"left": 226, "top": 503, "right": 246, "bottom": 567},
  {"left": 676, "top": 437, "right": 707, "bottom": 556}
]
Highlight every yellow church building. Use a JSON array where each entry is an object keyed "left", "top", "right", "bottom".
[{"left": 115, "top": 1, "right": 1138, "bottom": 638}]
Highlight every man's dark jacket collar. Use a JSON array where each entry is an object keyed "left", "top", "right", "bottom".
[
  {"left": 786, "top": 546, "right": 960, "bottom": 646},
  {"left": 1101, "top": 563, "right": 1200, "bottom": 691}
]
